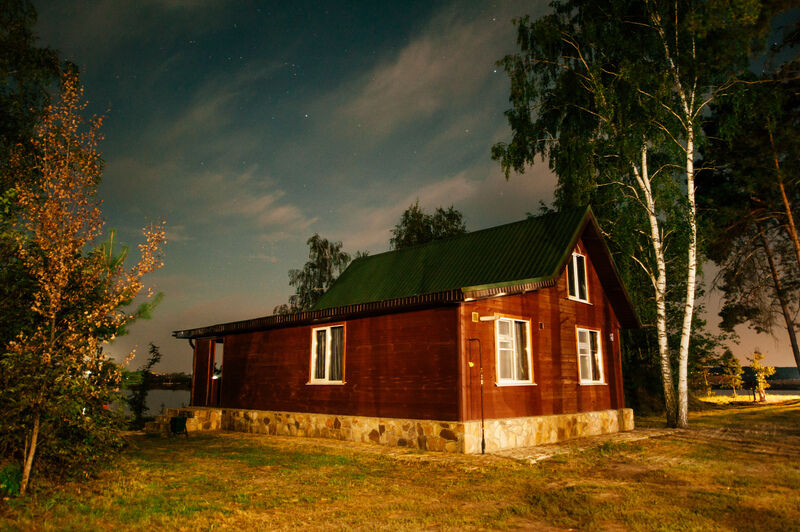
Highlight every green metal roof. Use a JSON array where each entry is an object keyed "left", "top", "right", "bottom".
[
  {"left": 312, "top": 207, "right": 590, "bottom": 311},
  {"left": 172, "top": 206, "right": 639, "bottom": 339}
]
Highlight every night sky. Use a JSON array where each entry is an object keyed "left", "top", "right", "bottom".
[{"left": 32, "top": 1, "right": 793, "bottom": 371}]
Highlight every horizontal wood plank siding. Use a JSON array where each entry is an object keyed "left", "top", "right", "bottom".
[
  {"left": 218, "top": 306, "right": 460, "bottom": 420},
  {"left": 460, "top": 237, "right": 624, "bottom": 421}
]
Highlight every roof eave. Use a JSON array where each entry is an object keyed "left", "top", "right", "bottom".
[
  {"left": 461, "top": 277, "right": 557, "bottom": 299},
  {"left": 172, "top": 289, "right": 465, "bottom": 340}
]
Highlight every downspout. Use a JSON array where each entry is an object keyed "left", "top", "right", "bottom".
[{"left": 467, "top": 338, "right": 485, "bottom": 454}]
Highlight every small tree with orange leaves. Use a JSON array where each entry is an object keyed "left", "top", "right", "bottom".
[{"left": 0, "top": 73, "right": 165, "bottom": 495}]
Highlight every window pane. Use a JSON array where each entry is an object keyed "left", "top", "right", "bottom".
[
  {"left": 329, "top": 326, "right": 343, "bottom": 381},
  {"left": 315, "top": 329, "right": 327, "bottom": 379},
  {"left": 579, "top": 354, "right": 591, "bottom": 380},
  {"left": 498, "top": 320, "right": 510, "bottom": 337},
  {"left": 515, "top": 321, "right": 529, "bottom": 381},
  {"left": 498, "top": 349, "right": 513, "bottom": 380},
  {"left": 589, "top": 330, "right": 600, "bottom": 381},
  {"left": 578, "top": 329, "right": 589, "bottom": 349},
  {"left": 576, "top": 255, "right": 587, "bottom": 300},
  {"left": 568, "top": 256, "right": 576, "bottom": 297}
]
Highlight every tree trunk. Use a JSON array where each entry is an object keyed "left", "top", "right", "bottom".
[
  {"left": 756, "top": 224, "right": 800, "bottom": 369},
  {"left": 769, "top": 129, "right": 800, "bottom": 280},
  {"left": 633, "top": 145, "right": 677, "bottom": 426},
  {"left": 676, "top": 126, "right": 697, "bottom": 429},
  {"left": 20, "top": 411, "right": 40, "bottom": 496}
]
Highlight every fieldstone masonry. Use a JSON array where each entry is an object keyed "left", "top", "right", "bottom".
[
  {"left": 147, "top": 407, "right": 634, "bottom": 453},
  {"left": 463, "top": 408, "right": 634, "bottom": 453}
]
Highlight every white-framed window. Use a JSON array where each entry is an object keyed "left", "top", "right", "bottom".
[
  {"left": 495, "top": 318, "right": 533, "bottom": 384},
  {"left": 567, "top": 252, "right": 589, "bottom": 302},
  {"left": 576, "top": 327, "right": 604, "bottom": 384},
  {"left": 310, "top": 325, "right": 345, "bottom": 383}
]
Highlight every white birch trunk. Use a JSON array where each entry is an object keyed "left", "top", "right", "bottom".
[
  {"left": 676, "top": 125, "right": 697, "bottom": 429},
  {"left": 633, "top": 145, "right": 677, "bottom": 425}
]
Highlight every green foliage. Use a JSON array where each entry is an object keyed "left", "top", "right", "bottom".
[
  {"left": 389, "top": 201, "right": 467, "bottom": 249},
  {"left": 0, "top": 354, "right": 127, "bottom": 479},
  {"left": 274, "top": 234, "right": 353, "bottom": 313},
  {"left": 720, "top": 349, "right": 744, "bottom": 397},
  {"left": 747, "top": 351, "right": 776, "bottom": 401},
  {"left": 698, "top": 42, "right": 800, "bottom": 368},
  {"left": 0, "top": 0, "right": 64, "bottom": 177},
  {"left": 492, "top": 0, "right": 783, "bottom": 416},
  {"left": 0, "top": 74, "right": 165, "bottom": 495},
  {"left": 0, "top": 0, "right": 65, "bottom": 375},
  {"left": 0, "top": 462, "right": 21, "bottom": 496},
  {"left": 126, "top": 343, "right": 163, "bottom": 429}
]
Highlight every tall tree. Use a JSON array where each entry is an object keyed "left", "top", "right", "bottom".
[
  {"left": 700, "top": 47, "right": 800, "bottom": 370},
  {"left": 720, "top": 349, "right": 743, "bottom": 398},
  {"left": 1, "top": 74, "right": 166, "bottom": 494},
  {"left": 0, "top": 0, "right": 63, "bottom": 175},
  {"left": 390, "top": 201, "right": 466, "bottom": 249},
  {"left": 1, "top": 0, "right": 66, "bottom": 352},
  {"left": 492, "top": 0, "right": 778, "bottom": 427},
  {"left": 274, "top": 234, "right": 352, "bottom": 314}
]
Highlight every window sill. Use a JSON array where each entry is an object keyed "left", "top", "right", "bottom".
[
  {"left": 567, "top": 296, "right": 592, "bottom": 305},
  {"left": 495, "top": 382, "right": 537, "bottom": 387},
  {"left": 306, "top": 381, "right": 346, "bottom": 386},
  {"left": 578, "top": 381, "right": 607, "bottom": 386}
]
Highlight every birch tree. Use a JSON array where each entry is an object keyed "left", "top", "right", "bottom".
[
  {"left": 273, "top": 234, "right": 352, "bottom": 313},
  {"left": 2, "top": 73, "right": 165, "bottom": 494},
  {"left": 492, "top": 0, "right": 777, "bottom": 427}
]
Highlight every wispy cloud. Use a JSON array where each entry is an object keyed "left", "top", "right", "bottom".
[
  {"left": 324, "top": 5, "right": 521, "bottom": 141},
  {"left": 158, "top": 64, "right": 282, "bottom": 147},
  {"left": 165, "top": 224, "right": 193, "bottom": 243}
]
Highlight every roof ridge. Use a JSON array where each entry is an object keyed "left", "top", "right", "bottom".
[{"left": 353, "top": 206, "right": 590, "bottom": 262}]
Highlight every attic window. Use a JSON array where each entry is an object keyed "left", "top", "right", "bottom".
[
  {"left": 310, "top": 325, "right": 344, "bottom": 384},
  {"left": 495, "top": 318, "right": 533, "bottom": 385},
  {"left": 567, "top": 252, "right": 589, "bottom": 302}
]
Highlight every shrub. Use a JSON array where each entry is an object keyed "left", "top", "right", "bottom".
[{"left": 0, "top": 463, "right": 22, "bottom": 497}]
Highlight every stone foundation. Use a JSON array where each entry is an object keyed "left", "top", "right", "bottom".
[
  {"left": 151, "top": 407, "right": 633, "bottom": 454},
  {"left": 463, "top": 408, "right": 634, "bottom": 453}
]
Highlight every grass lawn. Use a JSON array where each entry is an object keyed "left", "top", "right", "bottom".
[{"left": 2, "top": 401, "right": 799, "bottom": 531}]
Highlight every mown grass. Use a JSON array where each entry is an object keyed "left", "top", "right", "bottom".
[{"left": 2, "top": 400, "right": 799, "bottom": 530}]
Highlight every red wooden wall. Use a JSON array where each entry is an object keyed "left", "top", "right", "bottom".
[
  {"left": 458, "top": 238, "right": 625, "bottom": 421},
  {"left": 189, "top": 239, "right": 626, "bottom": 422},
  {"left": 213, "top": 306, "right": 461, "bottom": 420}
]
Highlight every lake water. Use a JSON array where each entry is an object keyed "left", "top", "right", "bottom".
[
  {"left": 710, "top": 388, "right": 800, "bottom": 397},
  {"left": 121, "top": 389, "right": 191, "bottom": 417}
]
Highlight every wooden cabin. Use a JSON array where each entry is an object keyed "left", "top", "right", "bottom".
[{"left": 172, "top": 207, "right": 639, "bottom": 453}]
